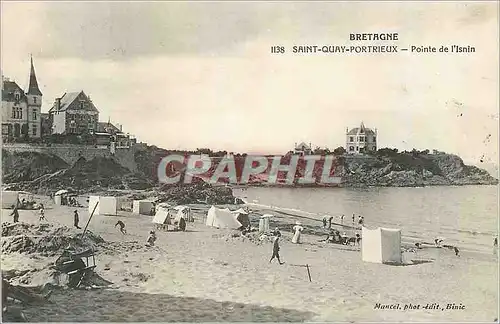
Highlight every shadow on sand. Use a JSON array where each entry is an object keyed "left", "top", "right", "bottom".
[
  {"left": 384, "top": 259, "right": 434, "bottom": 267},
  {"left": 22, "top": 288, "right": 317, "bottom": 322}
]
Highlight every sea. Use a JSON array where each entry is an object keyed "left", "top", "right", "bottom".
[{"left": 232, "top": 185, "right": 499, "bottom": 255}]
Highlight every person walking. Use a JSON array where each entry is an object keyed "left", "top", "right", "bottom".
[
  {"left": 73, "top": 210, "right": 81, "bottom": 229},
  {"left": 269, "top": 235, "right": 284, "bottom": 265},
  {"left": 115, "top": 220, "right": 127, "bottom": 234},
  {"left": 10, "top": 205, "right": 19, "bottom": 223}
]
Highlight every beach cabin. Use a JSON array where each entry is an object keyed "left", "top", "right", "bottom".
[
  {"left": 88, "top": 196, "right": 118, "bottom": 216},
  {"left": 1, "top": 191, "right": 19, "bottom": 209},
  {"left": 133, "top": 200, "right": 154, "bottom": 215},
  {"left": 259, "top": 214, "right": 273, "bottom": 233},
  {"left": 206, "top": 206, "right": 241, "bottom": 229},
  {"left": 361, "top": 227, "right": 402, "bottom": 264}
]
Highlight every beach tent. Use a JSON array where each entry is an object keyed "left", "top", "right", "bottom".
[
  {"left": 206, "top": 206, "right": 242, "bottom": 229},
  {"left": 361, "top": 226, "right": 402, "bottom": 264},
  {"left": 152, "top": 204, "right": 172, "bottom": 225},
  {"left": 232, "top": 208, "right": 250, "bottom": 229},
  {"left": 2, "top": 191, "right": 19, "bottom": 209},
  {"left": 54, "top": 189, "right": 71, "bottom": 205},
  {"left": 88, "top": 196, "right": 118, "bottom": 215},
  {"left": 173, "top": 206, "right": 193, "bottom": 223},
  {"left": 133, "top": 200, "right": 154, "bottom": 215}
]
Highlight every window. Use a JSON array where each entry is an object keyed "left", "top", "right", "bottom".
[
  {"left": 33, "top": 97, "right": 37, "bottom": 104},
  {"left": 32, "top": 109, "right": 37, "bottom": 120},
  {"left": 360, "top": 129, "right": 364, "bottom": 134},
  {"left": 373, "top": 136, "right": 376, "bottom": 142},
  {"left": 359, "top": 136, "right": 364, "bottom": 142},
  {"left": 356, "top": 146, "right": 359, "bottom": 151},
  {"left": 15, "top": 93, "right": 20, "bottom": 101},
  {"left": 32, "top": 125, "right": 37, "bottom": 136},
  {"left": 2, "top": 125, "right": 8, "bottom": 135},
  {"left": 349, "top": 136, "right": 354, "bottom": 142},
  {"left": 349, "top": 146, "right": 355, "bottom": 151},
  {"left": 80, "top": 101, "right": 85, "bottom": 109},
  {"left": 12, "top": 108, "right": 15, "bottom": 118}
]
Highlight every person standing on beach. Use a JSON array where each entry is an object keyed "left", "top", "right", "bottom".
[
  {"left": 73, "top": 210, "right": 81, "bottom": 229},
  {"left": 269, "top": 236, "right": 284, "bottom": 265},
  {"left": 10, "top": 205, "right": 19, "bottom": 223},
  {"left": 454, "top": 246, "right": 460, "bottom": 257},
  {"left": 292, "top": 222, "right": 304, "bottom": 244},
  {"left": 39, "top": 204, "right": 46, "bottom": 222},
  {"left": 322, "top": 217, "right": 327, "bottom": 228},
  {"left": 352, "top": 214, "right": 355, "bottom": 225},
  {"left": 340, "top": 214, "right": 344, "bottom": 225},
  {"left": 328, "top": 216, "right": 334, "bottom": 229}
]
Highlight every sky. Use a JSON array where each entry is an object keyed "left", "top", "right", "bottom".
[{"left": 1, "top": 1, "right": 498, "bottom": 166}]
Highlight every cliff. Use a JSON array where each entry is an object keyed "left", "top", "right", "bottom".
[
  {"left": 2, "top": 147, "right": 497, "bottom": 192},
  {"left": 342, "top": 150, "right": 498, "bottom": 187}
]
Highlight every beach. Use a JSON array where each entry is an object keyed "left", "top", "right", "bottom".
[{"left": 1, "top": 194, "right": 498, "bottom": 322}]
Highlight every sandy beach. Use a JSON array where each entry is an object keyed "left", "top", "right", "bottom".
[{"left": 1, "top": 196, "right": 498, "bottom": 322}]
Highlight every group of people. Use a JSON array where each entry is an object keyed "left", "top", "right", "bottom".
[{"left": 322, "top": 213, "right": 365, "bottom": 229}]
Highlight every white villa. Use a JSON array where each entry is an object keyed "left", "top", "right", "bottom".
[{"left": 345, "top": 122, "right": 377, "bottom": 154}]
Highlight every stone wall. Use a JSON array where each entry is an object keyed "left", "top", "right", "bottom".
[{"left": 1, "top": 143, "right": 137, "bottom": 172}]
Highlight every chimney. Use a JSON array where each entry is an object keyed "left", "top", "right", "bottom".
[{"left": 56, "top": 98, "right": 61, "bottom": 110}]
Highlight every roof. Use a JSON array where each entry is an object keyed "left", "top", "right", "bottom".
[
  {"left": 347, "top": 127, "right": 376, "bottom": 135},
  {"left": 27, "top": 56, "right": 42, "bottom": 96},
  {"left": 96, "top": 122, "right": 120, "bottom": 133},
  {"left": 49, "top": 91, "right": 99, "bottom": 113},
  {"left": 295, "top": 142, "right": 311, "bottom": 150},
  {"left": 2, "top": 80, "right": 27, "bottom": 102},
  {"left": 347, "top": 122, "right": 376, "bottom": 135}
]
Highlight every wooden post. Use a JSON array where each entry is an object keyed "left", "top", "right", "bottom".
[
  {"left": 306, "top": 264, "right": 312, "bottom": 282},
  {"left": 82, "top": 201, "right": 99, "bottom": 237}
]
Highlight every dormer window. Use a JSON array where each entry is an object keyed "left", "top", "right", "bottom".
[
  {"left": 33, "top": 97, "right": 37, "bottom": 104},
  {"left": 80, "top": 101, "right": 85, "bottom": 109},
  {"left": 14, "top": 92, "right": 20, "bottom": 101}
]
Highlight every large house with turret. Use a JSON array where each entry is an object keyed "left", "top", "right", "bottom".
[
  {"left": 345, "top": 122, "right": 377, "bottom": 154},
  {"left": 1, "top": 57, "right": 43, "bottom": 140}
]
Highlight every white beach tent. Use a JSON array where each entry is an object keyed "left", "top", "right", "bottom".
[
  {"left": 88, "top": 196, "right": 118, "bottom": 215},
  {"left": 54, "top": 189, "right": 71, "bottom": 205},
  {"left": 361, "top": 226, "right": 402, "bottom": 264},
  {"left": 1, "top": 191, "right": 19, "bottom": 209},
  {"left": 173, "top": 205, "right": 193, "bottom": 222},
  {"left": 232, "top": 208, "right": 250, "bottom": 229},
  {"left": 133, "top": 200, "right": 154, "bottom": 215},
  {"left": 206, "top": 206, "right": 242, "bottom": 229},
  {"left": 152, "top": 204, "right": 172, "bottom": 225}
]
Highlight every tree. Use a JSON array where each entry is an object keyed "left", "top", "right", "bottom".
[{"left": 333, "top": 146, "right": 346, "bottom": 156}]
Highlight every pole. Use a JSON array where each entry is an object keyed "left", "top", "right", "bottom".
[
  {"left": 306, "top": 264, "right": 312, "bottom": 282},
  {"left": 82, "top": 201, "right": 99, "bottom": 237}
]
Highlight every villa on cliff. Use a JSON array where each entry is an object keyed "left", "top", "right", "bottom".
[
  {"left": 48, "top": 91, "right": 135, "bottom": 148},
  {"left": 294, "top": 142, "right": 313, "bottom": 156},
  {"left": 1, "top": 57, "right": 43, "bottom": 140},
  {"left": 345, "top": 122, "right": 377, "bottom": 154}
]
